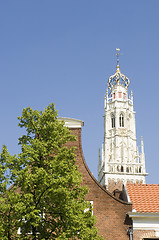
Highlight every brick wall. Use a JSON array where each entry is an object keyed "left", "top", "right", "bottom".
[
  {"left": 66, "top": 127, "right": 132, "bottom": 240},
  {"left": 133, "top": 230, "right": 156, "bottom": 240}
]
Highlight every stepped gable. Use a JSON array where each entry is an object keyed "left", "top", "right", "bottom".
[
  {"left": 126, "top": 183, "right": 159, "bottom": 213},
  {"left": 58, "top": 117, "right": 132, "bottom": 240}
]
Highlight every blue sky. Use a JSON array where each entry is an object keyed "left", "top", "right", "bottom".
[{"left": 0, "top": 1, "right": 158, "bottom": 183}]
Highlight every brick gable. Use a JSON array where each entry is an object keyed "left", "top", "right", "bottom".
[{"left": 66, "top": 127, "right": 132, "bottom": 240}]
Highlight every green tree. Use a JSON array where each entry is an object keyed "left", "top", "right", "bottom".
[
  {"left": 0, "top": 145, "right": 22, "bottom": 239},
  {"left": 0, "top": 103, "right": 103, "bottom": 240}
]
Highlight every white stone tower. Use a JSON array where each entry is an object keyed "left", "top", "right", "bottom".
[{"left": 98, "top": 49, "right": 148, "bottom": 192}]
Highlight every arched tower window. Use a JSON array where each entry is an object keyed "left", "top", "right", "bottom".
[
  {"left": 119, "top": 113, "right": 124, "bottom": 127},
  {"left": 111, "top": 114, "right": 115, "bottom": 128}
]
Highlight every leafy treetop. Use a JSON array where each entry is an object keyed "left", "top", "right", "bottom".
[{"left": 0, "top": 103, "right": 103, "bottom": 240}]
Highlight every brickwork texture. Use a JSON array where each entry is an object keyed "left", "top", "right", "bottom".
[{"left": 66, "top": 128, "right": 132, "bottom": 240}]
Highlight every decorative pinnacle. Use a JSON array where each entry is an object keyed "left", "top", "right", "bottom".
[
  {"left": 107, "top": 48, "right": 130, "bottom": 90},
  {"left": 116, "top": 48, "right": 120, "bottom": 69}
]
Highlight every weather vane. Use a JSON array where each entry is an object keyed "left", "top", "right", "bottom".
[
  {"left": 107, "top": 48, "right": 130, "bottom": 90},
  {"left": 116, "top": 48, "right": 120, "bottom": 68}
]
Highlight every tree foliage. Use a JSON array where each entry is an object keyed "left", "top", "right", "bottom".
[{"left": 0, "top": 103, "right": 103, "bottom": 240}]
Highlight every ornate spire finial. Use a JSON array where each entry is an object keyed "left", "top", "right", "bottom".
[
  {"left": 116, "top": 48, "right": 120, "bottom": 69},
  {"left": 107, "top": 48, "right": 130, "bottom": 90}
]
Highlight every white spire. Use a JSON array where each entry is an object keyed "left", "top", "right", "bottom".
[
  {"left": 98, "top": 148, "right": 101, "bottom": 172},
  {"left": 116, "top": 48, "right": 120, "bottom": 70},
  {"left": 98, "top": 49, "right": 148, "bottom": 191}
]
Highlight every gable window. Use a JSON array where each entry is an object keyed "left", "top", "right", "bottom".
[
  {"left": 119, "top": 113, "right": 124, "bottom": 127},
  {"left": 111, "top": 114, "right": 115, "bottom": 128}
]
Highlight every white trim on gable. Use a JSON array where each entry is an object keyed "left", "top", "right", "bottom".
[
  {"left": 58, "top": 117, "right": 84, "bottom": 128},
  {"left": 128, "top": 212, "right": 159, "bottom": 232}
]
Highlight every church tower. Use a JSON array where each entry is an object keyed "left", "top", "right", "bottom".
[{"left": 98, "top": 49, "right": 148, "bottom": 192}]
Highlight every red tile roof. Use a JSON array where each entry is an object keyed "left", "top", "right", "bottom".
[{"left": 126, "top": 183, "right": 159, "bottom": 213}]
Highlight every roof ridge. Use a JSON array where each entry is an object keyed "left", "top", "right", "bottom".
[{"left": 127, "top": 183, "right": 159, "bottom": 186}]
